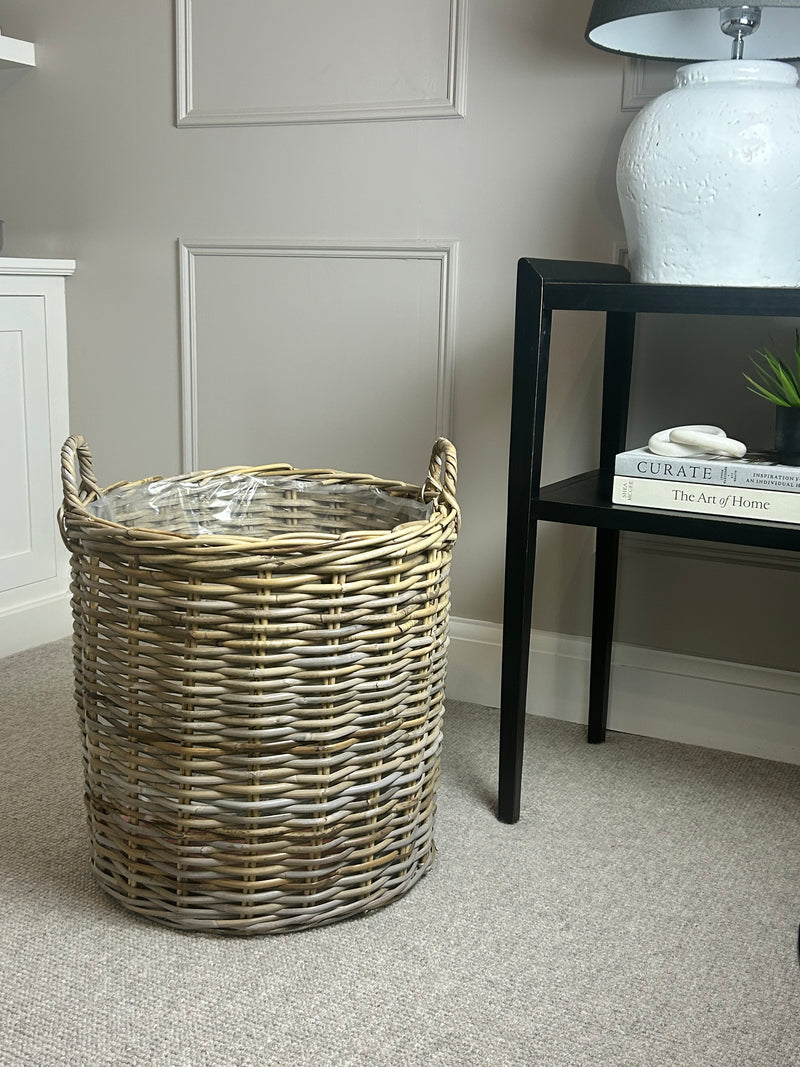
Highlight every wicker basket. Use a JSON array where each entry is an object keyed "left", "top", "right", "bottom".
[{"left": 59, "top": 436, "right": 459, "bottom": 935}]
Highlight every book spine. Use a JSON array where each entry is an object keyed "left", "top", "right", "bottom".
[
  {"left": 612, "top": 476, "right": 800, "bottom": 524},
  {"left": 614, "top": 453, "right": 800, "bottom": 492}
]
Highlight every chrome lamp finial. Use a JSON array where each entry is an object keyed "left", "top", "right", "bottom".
[{"left": 720, "top": 5, "right": 763, "bottom": 58}]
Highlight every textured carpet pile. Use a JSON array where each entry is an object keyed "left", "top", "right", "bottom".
[{"left": 1, "top": 639, "right": 798, "bottom": 1066}]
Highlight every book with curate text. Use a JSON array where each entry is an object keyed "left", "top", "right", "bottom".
[
  {"left": 612, "top": 475, "right": 800, "bottom": 524},
  {"left": 614, "top": 445, "right": 800, "bottom": 493}
]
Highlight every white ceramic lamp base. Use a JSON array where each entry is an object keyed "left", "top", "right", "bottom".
[{"left": 617, "top": 60, "right": 800, "bottom": 286}]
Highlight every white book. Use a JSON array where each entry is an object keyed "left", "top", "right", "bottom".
[
  {"left": 614, "top": 445, "right": 800, "bottom": 493},
  {"left": 612, "top": 475, "right": 800, "bottom": 524}
]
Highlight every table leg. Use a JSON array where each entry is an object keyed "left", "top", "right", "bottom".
[
  {"left": 498, "top": 517, "right": 538, "bottom": 823},
  {"left": 588, "top": 526, "right": 620, "bottom": 743}
]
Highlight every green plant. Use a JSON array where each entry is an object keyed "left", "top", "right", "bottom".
[{"left": 744, "top": 330, "right": 800, "bottom": 407}]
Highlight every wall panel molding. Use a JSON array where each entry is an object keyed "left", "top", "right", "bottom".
[
  {"left": 175, "top": 0, "right": 468, "bottom": 126},
  {"left": 621, "top": 57, "right": 678, "bottom": 111},
  {"left": 622, "top": 531, "right": 800, "bottom": 573},
  {"left": 178, "top": 238, "right": 458, "bottom": 472}
]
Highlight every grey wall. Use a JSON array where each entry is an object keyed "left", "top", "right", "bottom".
[{"left": 0, "top": 0, "right": 796, "bottom": 671}]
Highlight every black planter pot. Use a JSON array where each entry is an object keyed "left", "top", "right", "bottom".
[{"left": 775, "top": 406, "right": 800, "bottom": 465}]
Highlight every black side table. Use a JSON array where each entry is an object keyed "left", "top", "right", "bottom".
[{"left": 499, "top": 258, "right": 800, "bottom": 824}]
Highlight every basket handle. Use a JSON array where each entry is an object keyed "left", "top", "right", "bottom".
[
  {"left": 61, "top": 435, "right": 101, "bottom": 510},
  {"left": 424, "top": 437, "right": 458, "bottom": 512}
]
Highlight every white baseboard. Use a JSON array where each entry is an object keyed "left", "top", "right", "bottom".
[
  {"left": 3, "top": 600, "right": 797, "bottom": 766},
  {"left": 447, "top": 617, "right": 800, "bottom": 765},
  {"left": 0, "top": 591, "right": 72, "bottom": 660}
]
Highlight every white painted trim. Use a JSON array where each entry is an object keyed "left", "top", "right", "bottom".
[
  {"left": 622, "top": 57, "right": 679, "bottom": 110},
  {"left": 435, "top": 242, "right": 458, "bottom": 441},
  {"left": 7, "top": 597, "right": 798, "bottom": 765},
  {"left": 0, "top": 259, "right": 75, "bottom": 276},
  {"left": 178, "top": 238, "right": 458, "bottom": 472},
  {"left": 445, "top": 0, "right": 469, "bottom": 122},
  {"left": 623, "top": 531, "right": 800, "bottom": 573},
  {"left": 0, "top": 590, "right": 71, "bottom": 660},
  {"left": 446, "top": 617, "right": 800, "bottom": 765},
  {"left": 622, "top": 58, "right": 653, "bottom": 111},
  {"left": 175, "top": 0, "right": 468, "bottom": 126},
  {"left": 0, "top": 35, "right": 35, "bottom": 70},
  {"left": 178, "top": 239, "right": 199, "bottom": 474},
  {"left": 612, "top": 241, "right": 629, "bottom": 270}
]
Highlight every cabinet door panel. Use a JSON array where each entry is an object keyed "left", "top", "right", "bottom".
[{"left": 0, "top": 297, "right": 56, "bottom": 590}]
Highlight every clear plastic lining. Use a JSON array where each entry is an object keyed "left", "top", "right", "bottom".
[{"left": 85, "top": 473, "right": 434, "bottom": 538}]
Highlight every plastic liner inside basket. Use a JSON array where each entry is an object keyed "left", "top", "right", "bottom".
[{"left": 85, "top": 472, "right": 435, "bottom": 538}]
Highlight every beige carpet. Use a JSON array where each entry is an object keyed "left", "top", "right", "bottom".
[{"left": 1, "top": 638, "right": 799, "bottom": 1066}]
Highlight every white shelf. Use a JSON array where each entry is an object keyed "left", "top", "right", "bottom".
[{"left": 0, "top": 34, "right": 35, "bottom": 70}]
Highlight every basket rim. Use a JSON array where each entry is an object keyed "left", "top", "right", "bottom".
[{"left": 59, "top": 441, "right": 460, "bottom": 557}]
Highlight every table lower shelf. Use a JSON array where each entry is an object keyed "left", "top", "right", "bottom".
[{"left": 534, "top": 470, "right": 800, "bottom": 551}]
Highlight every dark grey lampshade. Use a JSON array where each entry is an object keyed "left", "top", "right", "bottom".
[{"left": 585, "top": 1, "right": 800, "bottom": 60}]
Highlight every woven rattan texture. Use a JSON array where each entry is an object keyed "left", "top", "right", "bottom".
[{"left": 59, "top": 437, "right": 459, "bottom": 935}]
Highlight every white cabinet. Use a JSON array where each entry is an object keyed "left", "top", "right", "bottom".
[
  {"left": 0, "top": 33, "right": 34, "bottom": 70},
  {"left": 0, "top": 260, "right": 76, "bottom": 658},
  {"left": 0, "top": 32, "right": 35, "bottom": 92}
]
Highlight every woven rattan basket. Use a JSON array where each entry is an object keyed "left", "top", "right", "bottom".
[{"left": 59, "top": 435, "right": 459, "bottom": 935}]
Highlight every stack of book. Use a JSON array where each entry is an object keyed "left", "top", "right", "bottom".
[{"left": 612, "top": 446, "right": 800, "bottom": 524}]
